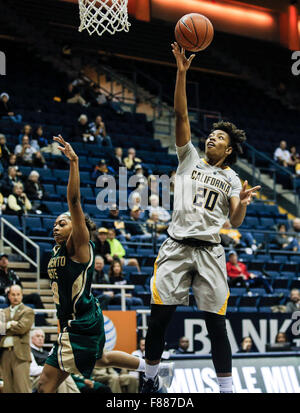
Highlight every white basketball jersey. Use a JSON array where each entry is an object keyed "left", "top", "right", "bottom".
[{"left": 167, "top": 141, "right": 242, "bottom": 243}]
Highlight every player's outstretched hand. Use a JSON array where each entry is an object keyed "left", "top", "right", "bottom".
[
  {"left": 239, "top": 181, "right": 261, "bottom": 206},
  {"left": 53, "top": 135, "right": 78, "bottom": 161},
  {"left": 171, "top": 42, "right": 195, "bottom": 72}
]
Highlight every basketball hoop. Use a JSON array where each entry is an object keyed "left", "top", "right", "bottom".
[{"left": 78, "top": 0, "right": 130, "bottom": 37}]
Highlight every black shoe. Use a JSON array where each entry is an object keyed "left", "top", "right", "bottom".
[{"left": 140, "top": 375, "right": 165, "bottom": 393}]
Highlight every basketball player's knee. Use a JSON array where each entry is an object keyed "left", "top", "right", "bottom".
[
  {"left": 37, "top": 374, "right": 51, "bottom": 393},
  {"left": 204, "top": 312, "right": 227, "bottom": 340},
  {"left": 98, "top": 352, "right": 110, "bottom": 367}
]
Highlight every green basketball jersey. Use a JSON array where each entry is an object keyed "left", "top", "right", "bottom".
[{"left": 48, "top": 240, "right": 102, "bottom": 334}]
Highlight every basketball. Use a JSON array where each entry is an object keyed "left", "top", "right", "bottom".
[{"left": 174, "top": 13, "right": 214, "bottom": 52}]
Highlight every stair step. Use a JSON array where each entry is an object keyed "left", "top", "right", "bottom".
[
  {"left": 22, "top": 280, "right": 50, "bottom": 289},
  {"left": 8, "top": 262, "right": 30, "bottom": 269},
  {"left": 41, "top": 296, "right": 54, "bottom": 303},
  {"left": 40, "top": 326, "right": 58, "bottom": 334},
  {"left": 17, "top": 272, "right": 38, "bottom": 279},
  {"left": 44, "top": 303, "right": 56, "bottom": 309},
  {"left": 50, "top": 334, "right": 58, "bottom": 342},
  {"left": 46, "top": 318, "right": 58, "bottom": 325}
]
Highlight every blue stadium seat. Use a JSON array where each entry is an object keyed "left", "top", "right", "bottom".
[
  {"left": 238, "top": 307, "right": 258, "bottom": 313},
  {"left": 56, "top": 185, "right": 67, "bottom": 200},
  {"left": 289, "top": 278, "right": 300, "bottom": 289},
  {"left": 42, "top": 217, "right": 55, "bottom": 231},
  {"left": 84, "top": 204, "right": 100, "bottom": 217},
  {"left": 273, "top": 255, "right": 288, "bottom": 263},
  {"left": 44, "top": 201, "right": 65, "bottom": 215},
  {"left": 52, "top": 170, "right": 69, "bottom": 184},
  {"left": 227, "top": 295, "right": 239, "bottom": 307},
  {"left": 226, "top": 307, "right": 238, "bottom": 313},
  {"left": 1, "top": 215, "right": 21, "bottom": 230},
  {"left": 257, "top": 307, "right": 272, "bottom": 313},
  {"left": 238, "top": 294, "right": 259, "bottom": 307},
  {"left": 80, "top": 187, "right": 94, "bottom": 201},
  {"left": 259, "top": 218, "right": 276, "bottom": 228},
  {"left": 272, "top": 278, "right": 290, "bottom": 289},
  {"left": 249, "top": 288, "right": 265, "bottom": 296},
  {"left": 230, "top": 288, "right": 247, "bottom": 295},
  {"left": 0, "top": 304, "right": 8, "bottom": 308},
  {"left": 280, "top": 262, "right": 298, "bottom": 273},
  {"left": 258, "top": 294, "right": 281, "bottom": 307}
]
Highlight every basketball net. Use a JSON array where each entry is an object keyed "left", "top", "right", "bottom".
[{"left": 78, "top": 0, "right": 130, "bottom": 36}]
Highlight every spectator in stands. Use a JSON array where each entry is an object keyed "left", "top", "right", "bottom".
[
  {"left": 275, "top": 223, "right": 299, "bottom": 251},
  {"left": 108, "top": 260, "right": 143, "bottom": 308},
  {"left": 0, "top": 166, "right": 22, "bottom": 197},
  {"left": 147, "top": 212, "right": 169, "bottom": 237},
  {"left": 129, "top": 338, "right": 146, "bottom": 391},
  {"left": 0, "top": 254, "right": 45, "bottom": 309},
  {"left": 0, "top": 192, "right": 6, "bottom": 214},
  {"left": 126, "top": 206, "right": 152, "bottom": 242},
  {"left": 32, "top": 125, "right": 48, "bottom": 149},
  {"left": 289, "top": 146, "right": 300, "bottom": 166},
  {"left": 92, "top": 159, "right": 114, "bottom": 181},
  {"left": 25, "top": 170, "right": 49, "bottom": 214},
  {"left": 0, "top": 134, "right": 11, "bottom": 171},
  {"left": 0, "top": 92, "right": 22, "bottom": 123},
  {"left": 7, "top": 153, "right": 21, "bottom": 169},
  {"left": 15, "top": 136, "right": 46, "bottom": 167},
  {"left": 274, "top": 141, "right": 292, "bottom": 167},
  {"left": 129, "top": 191, "right": 145, "bottom": 219},
  {"left": 134, "top": 164, "right": 146, "bottom": 180},
  {"left": 72, "top": 114, "right": 94, "bottom": 143},
  {"left": 148, "top": 194, "right": 171, "bottom": 223},
  {"left": 107, "top": 228, "right": 141, "bottom": 273},
  {"left": 65, "top": 83, "right": 87, "bottom": 106},
  {"left": 275, "top": 332, "right": 289, "bottom": 344},
  {"left": 237, "top": 337, "right": 254, "bottom": 353},
  {"left": 170, "top": 336, "right": 194, "bottom": 354},
  {"left": 92, "top": 255, "right": 114, "bottom": 310},
  {"left": 123, "top": 148, "right": 142, "bottom": 171},
  {"left": 226, "top": 250, "right": 273, "bottom": 293},
  {"left": 94, "top": 227, "right": 113, "bottom": 264},
  {"left": 220, "top": 220, "right": 257, "bottom": 253},
  {"left": 107, "top": 204, "right": 129, "bottom": 243},
  {"left": 110, "top": 147, "right": 125, "bottom": 173},
  {"left": 89, "top": 115, "right": 112, "bottom": 147},
  {"left": 86, "top": 83, "right": 108, "bottom": 108},
  {"left": 0, "top": 285, "right": 34, "bottom": 392},
  {"left": 18, "top": 124, "right": 33, "bottom": 145},
  {"left": 30, "top": 329, "right": 79, "bottom": 393},
  {"left": 132, "top": 337, "right": 145, "bottom": 359},
  {"left": 6, "top": 182, "right": 32, "bottom": 216},
  {"left": 285, "top": 288, "right": 300, "bottom": 312}
]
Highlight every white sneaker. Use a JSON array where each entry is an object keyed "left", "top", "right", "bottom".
[{"left": 158, "top": 362, "right": 174, "bottom": 388}]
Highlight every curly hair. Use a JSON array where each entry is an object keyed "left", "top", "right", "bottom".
[
  {"left": 62, "top": 212, "right": 96, "bottom": 237},
  {"left": 211, "top": 121, "right": 246, "bottom": 165}
]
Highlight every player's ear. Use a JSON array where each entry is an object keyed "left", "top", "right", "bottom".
[{"left": 225, "top": 146, "right": 233, "bottom": 155}]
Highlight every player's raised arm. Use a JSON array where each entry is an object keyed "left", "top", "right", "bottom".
[
  {"left": 53, "top": 135, "right": 90, "bottom": 262},
  {"left": 172, "top": 42, "right": 195, "bottom": 147}
]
